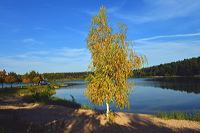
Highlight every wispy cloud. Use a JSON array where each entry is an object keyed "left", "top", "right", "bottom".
[
  {"left": 133, "top": 32, "right": 200, "bottom": 66},
  {"left": 56, "top": 48, "right": 87, "bottom": 57},
  {"left": 64, "top": 26, "right": 87, "bottom": 36},
  {"left": 33, "top": 26, "right": 46, "bottom": 30},
  {"left": 22, "top": 38, "right": 44, "bottom": 45},
  {"left": 83, "top": 0, "right": 126, "bottom": 16},
  {"left": 107, "top": 0, "right": 127, "bottom": 13},
  {"left": 92, "top": 0, "right": 200, "bottom": 23},
  {"left": 139, "top": 0, "right": 200, "bottom": 21},
  {"left": 113, "top": 14, "right": 152, "bottom": 23},
  {"left": 136, "top": 32, "right": 200, "bottom": 41},
  {"left": 15, "top": 51, "right": 50, "bottom": 58},
  {"left": 134, "top": 40, "right": 200, "bottom": 66},
  {"left": 0, "top": 47, "right": 90, "bottom": 73},
  {"left": 10, "top": 47, "right": 89, "bottom": 61}
]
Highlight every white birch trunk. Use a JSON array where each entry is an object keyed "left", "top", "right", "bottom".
[{"left": 106, "top": 102, "right": 110, "bottom": 119}]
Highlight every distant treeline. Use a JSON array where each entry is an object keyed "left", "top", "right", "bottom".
[
  {"left": 0, "top": 70, "right": 43, "bottom": 88},
  {"left": 133, "top": 57, "right": 200, "bottom": 77},
  {"left": 0, "top": 70, "right": 90, "bottom": 87},
  {"left": 1, "top": 57, "right": 199, "bottom": 85},
  {"left": 42, "top": 72, "right": 91, "bottom": 80},
  {"left": 43, "top": 57, "right": 200, "bottom": 80}
]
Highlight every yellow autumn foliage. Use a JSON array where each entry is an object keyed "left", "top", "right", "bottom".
[{"left": 85, "top": 6, "right": 145, "bottom": 110}]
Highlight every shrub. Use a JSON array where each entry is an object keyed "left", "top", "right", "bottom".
[{"left": 30, "top": 85, "right": 55, "bottom": 101}]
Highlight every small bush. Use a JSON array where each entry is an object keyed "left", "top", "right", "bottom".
[{"left": 30, "top": 85, "right": 55, "bottom": 101}]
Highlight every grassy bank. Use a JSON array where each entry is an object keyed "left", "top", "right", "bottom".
[
  {"left": 41, "top": 96, "right": 81, "bottom": 108},
  {"left": 0, "top": 83, "right": 60, "bottom": 96},
  {"left": 0, "top": 85, "right": 84, "bottom": 110},
  {"left": 156, "top": 111, "right": 200, "bottom": 121}
]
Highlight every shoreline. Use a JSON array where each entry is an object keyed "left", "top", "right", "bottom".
[{"left": 47, "top": 76, "right": 200, "bottom": 82}]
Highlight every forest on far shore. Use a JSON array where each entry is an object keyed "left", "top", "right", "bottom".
[
  {"left": 133, "top": 56, "right": 200, "bottom": 77},
  {"left": 43, "top": 56, "right": 200, "bottom": 80}
]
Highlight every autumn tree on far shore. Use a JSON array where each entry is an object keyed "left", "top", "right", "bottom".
[
  {"left": 5, "top": 72, "right": 18, "bottom": 88},
  {"left": 33, "top": 76, "right": 43, "bottom": 85},
  {"left": 22, "top": 75, "right": 31, "bottom": 84},
  {"left": 85, "top": 7, "right": 145, "bottom": 119},
  {"left": 0, "top": 70, "right": 6, "bottom": 88},
  {"left": 29, "top": 71, "right": 40, "bottom": 83},
  {"left": 22, "top": 71, "right": 42, "bottom": 85},
  {"left": 0, "top": 70, "right": 44, "bottom": 87}
]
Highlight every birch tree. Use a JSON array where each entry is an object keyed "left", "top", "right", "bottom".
[{"left": 85, "top": 6, "right": 145, "bottom": 119}]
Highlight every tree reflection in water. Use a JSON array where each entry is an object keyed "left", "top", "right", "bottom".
[{"left": 146, "top": 77, "right": 200, "bottom": 94}]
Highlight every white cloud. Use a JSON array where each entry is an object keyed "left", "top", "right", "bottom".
[
  {"left": 135, "top": 32, "right": 200, "bottom": 41},
  {"left": 22, "top": 38, "right": 44, "bottom": 45},
  {"left": 113, "top": 13, "right": 152, "bottom": 23},
  {"left": 83, "top": 0, "right": 126, "bottom": 15},
  {"left": 133, "top": 34, "right": 200, "bottom": 66},
  {"left": 107, "top": 0, "right": 127, "bottom": 13},
  {"left": 64, "top": 26, "right": 87, "bottom": 36},
  {"left": 16, "top": 51, "right": 50, "bottom": 58},
  {"left": 104, "top": 0, "right": 200, "bottom": 23},
  {"left": 144, "top": 0, "right": 200, "bottom": 19},
  {"left": 33, "top": 27, "right": 46, "bottom": 30},
  {"left": 0, "top": 47, "right": 90, "bottom": 74},
  {"left": 56, "top": 48, "right": 87, "bottom": 57},
  {"left": 83, "top": 10, "right": 97, "bottom": 16}
]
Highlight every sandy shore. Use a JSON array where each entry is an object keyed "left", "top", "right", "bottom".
[{"left": 0, "top": 97, "right": 200, "bottom": 133}]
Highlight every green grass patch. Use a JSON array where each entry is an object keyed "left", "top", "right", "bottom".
[
  {"left": 81, "top": 104, "right": 93, "bottom": 110},
  {"left": 28, "top": 85, "right": 81, "bottom": 108},
  {"left": 30, "top": 85, "right": 55, "bottom": 101},
  {"left": 0, "top": 85, "right": 82, "bottom": 109},
  {"left": 0, "top": 85, "right": 55, "bottom": 98},
  {"left": 156, "top": 110, "right": 200, "bottom": 121},
  {"left": 46, "top": 96, "right": 81, "bottom": 108}
]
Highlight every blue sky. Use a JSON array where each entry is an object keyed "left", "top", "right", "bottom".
[{"left": 0, "top": 0, "right": 200, "bottom": 74}]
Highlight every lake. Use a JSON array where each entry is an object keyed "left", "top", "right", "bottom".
[{"left": 54, "top": 77, "right": 200, "bottom": 114}]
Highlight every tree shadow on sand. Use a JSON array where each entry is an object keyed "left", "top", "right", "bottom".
[{"left": 0, "top": 104, "right": 199, "bottom": 133}]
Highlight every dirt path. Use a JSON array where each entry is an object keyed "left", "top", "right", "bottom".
[{"left": 0, "top": 97, "right": 200, "bottom": 133}]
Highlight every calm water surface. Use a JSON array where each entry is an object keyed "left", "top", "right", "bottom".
[{"left": 54, "top": 78, "right": 200, "bottom": 114}]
